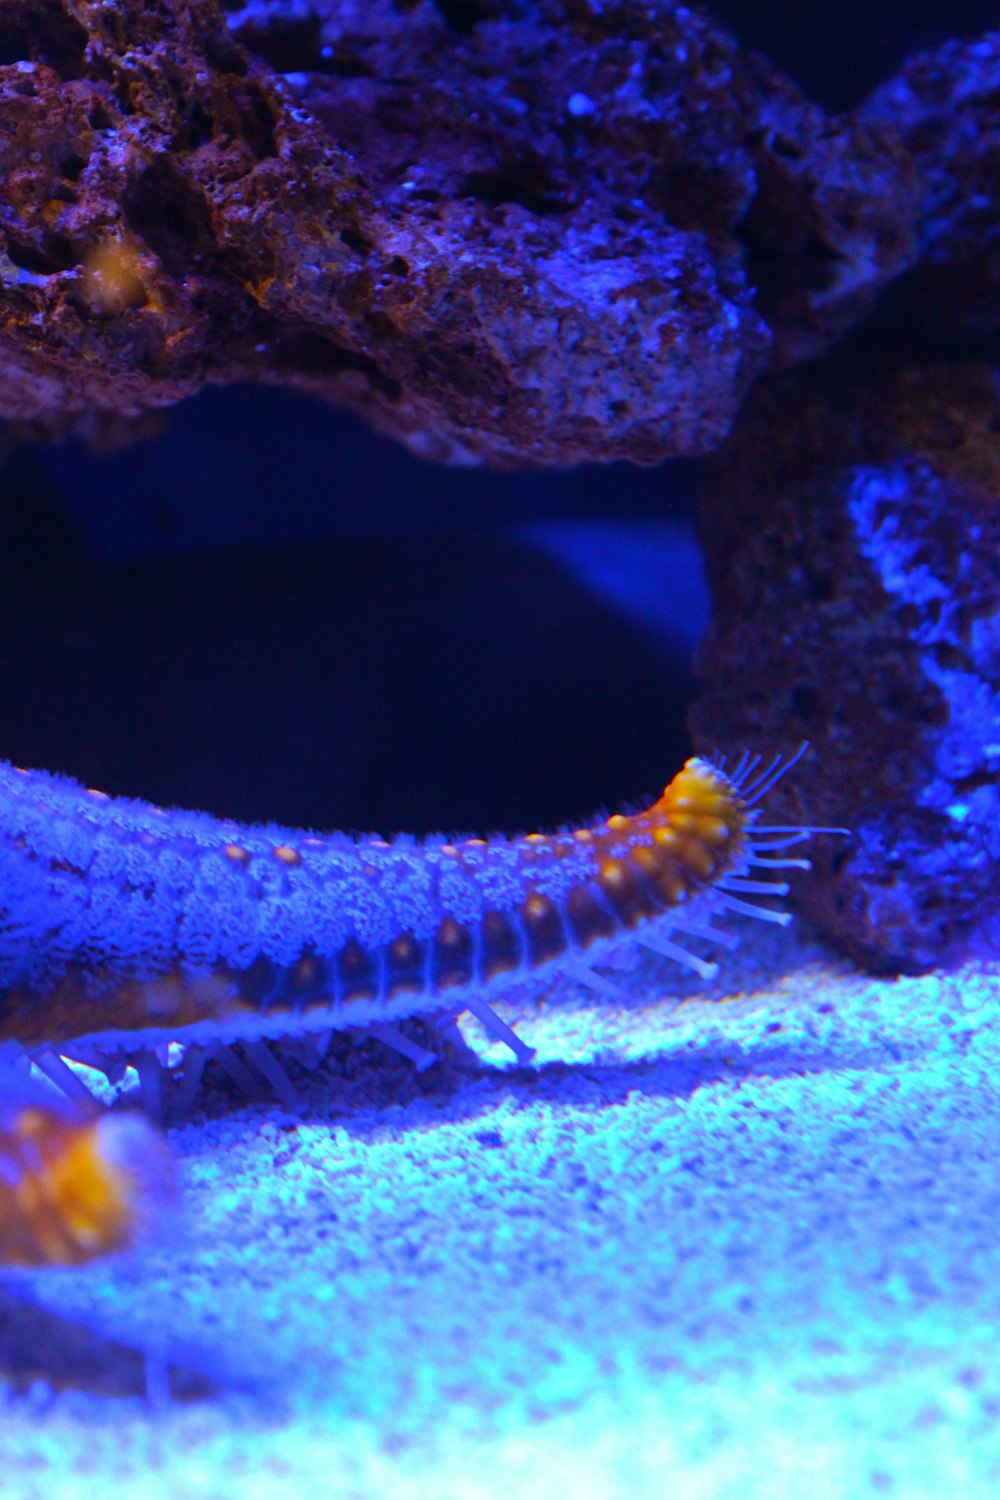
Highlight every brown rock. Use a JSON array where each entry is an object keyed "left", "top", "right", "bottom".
[
  {"left": 0, "top": 0, "right": 917, "bottom": 464},
  {"left": 863, "top": 32, "right": 1000, "bottom": 347},
  {"left": 691, "top": 363, "right": 1000, "bottom": 972}
]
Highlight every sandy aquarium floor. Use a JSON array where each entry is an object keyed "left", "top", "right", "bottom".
[{"left": 2, "top": 921, "right": 1000, "bottom": 1500}]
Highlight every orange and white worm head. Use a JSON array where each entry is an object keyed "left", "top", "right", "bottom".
[
  {"left": 0, "top": 1097, "right": 176, "bottom": 1269},
  {"left": 586, "top": 756, "right": 749, "bottom": 921}
]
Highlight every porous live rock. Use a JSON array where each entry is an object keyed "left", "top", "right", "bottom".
[
  {"left": 690, "top": 362, "right": 1000, "bottom": 973},
  {"left": 0, "top": 0, "right": 916, "bottom": 464},
  {"left": 862, "top": 31, "right": 1000, "bottom": 347}
]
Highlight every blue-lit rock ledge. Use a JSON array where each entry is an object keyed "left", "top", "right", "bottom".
[{"left": 2, "top": 923, "right": 998, "bottom": 1499}]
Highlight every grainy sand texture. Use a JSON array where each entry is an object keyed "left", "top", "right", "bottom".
[{"left": 2, "top": 923, "right": 999, "bottom": 1500}]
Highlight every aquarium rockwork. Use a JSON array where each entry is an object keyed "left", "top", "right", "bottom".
[{"left": 0, "top": 2, "right": 999, "bottom": 1496}]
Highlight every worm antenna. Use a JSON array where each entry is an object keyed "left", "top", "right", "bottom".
[{"left": 735, "top": 741, "right": 810, "bottom": 805}]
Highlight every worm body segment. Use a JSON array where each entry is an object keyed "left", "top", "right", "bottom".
[
  {"left": 0, "top": 1091, "right": 174, "bottom": 1267},
  {"left": 0, "top": 757, "right": 756, "bottom": 1054}
]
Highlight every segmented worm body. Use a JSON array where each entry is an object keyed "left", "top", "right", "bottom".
[
  {"left": 0, "top": 747, "right": 817, "bottom": 1082},
  {"left": 0, "top": 1082, "right": 174, "bottom": 1268},
  {"left": 0, "top": 746, "right": 827, "bottom": 1266}
]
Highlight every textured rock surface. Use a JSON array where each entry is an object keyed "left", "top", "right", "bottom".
[
  {"left": 863, "top": 31, "right": 1000, "bottom": 346},
  {"left": 0, "top": 0, "right": 917, "bottom": 463},
  {"left": 691, "top": 363, "right": 1000, "bottom": 972}
]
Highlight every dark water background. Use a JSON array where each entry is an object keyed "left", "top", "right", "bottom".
[{"left": 3, "top": 0, "right": 998, "bottom": 835}]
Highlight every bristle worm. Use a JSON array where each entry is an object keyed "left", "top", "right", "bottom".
[
  {"left": 0, "top": 745, "right": 837, "bottom": 1107},
  {"left": 0, "top": 1080, "right": 175, "bottom": 1268}
]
